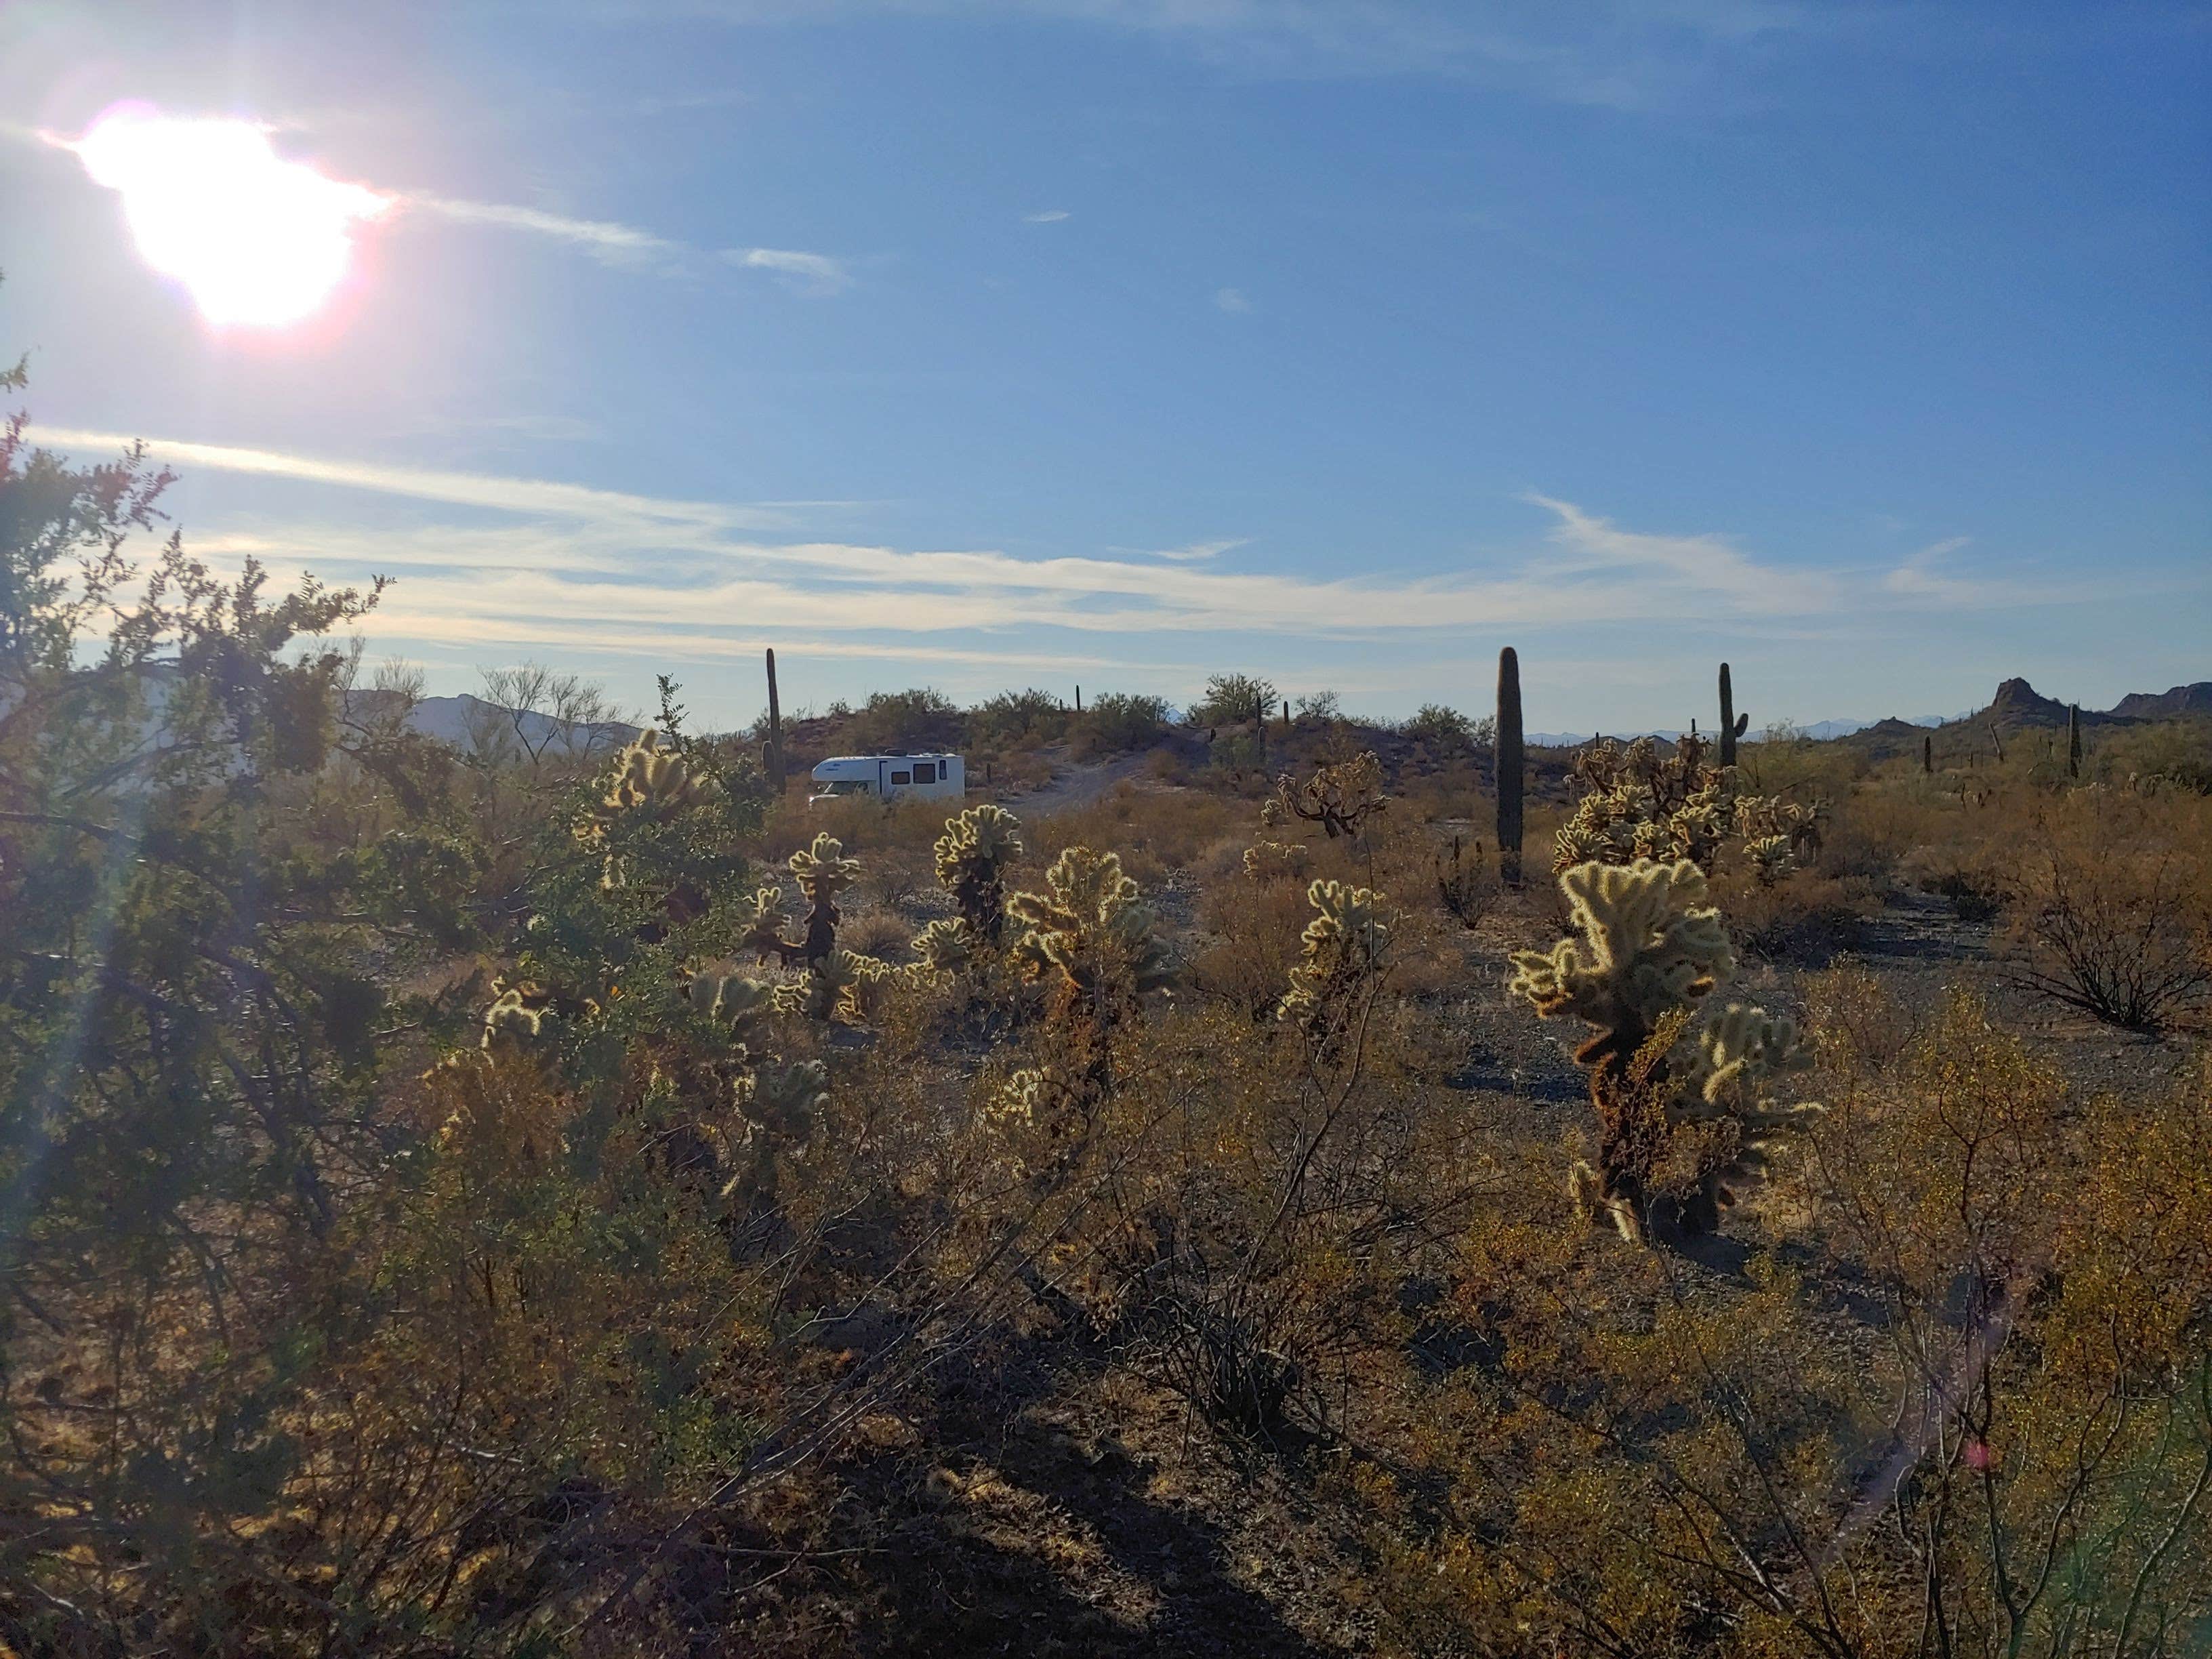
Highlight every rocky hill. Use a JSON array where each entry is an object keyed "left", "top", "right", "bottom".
[{"left": 2110, "top": 682, "right": 2212, "bottom": 721}]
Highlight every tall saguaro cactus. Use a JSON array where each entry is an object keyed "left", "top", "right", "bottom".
[
  {"left": 764, "top": 648, "right": 785, "bottom": 793},
  {"left": 1497, "top": 647, "right": 1525, "bottom": 886},
  {"left": 1717, "top": 662, "right": 1748, "bottom": 768},
  {"left": 2068, "top": 704, "right": 2082, "bottom": 779},
  {"left": 1923, "top": 734, "right": 1933, "bottom": 777}
]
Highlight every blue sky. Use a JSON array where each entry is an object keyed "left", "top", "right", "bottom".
[{"left": 3, "top": 0, "right": 2207, "bottom": 733}]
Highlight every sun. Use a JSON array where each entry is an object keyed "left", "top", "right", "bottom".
[{"left": 70, "top": 106, "right": 390, "bottom": 328}]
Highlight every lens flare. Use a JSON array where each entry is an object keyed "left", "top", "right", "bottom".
[{"left": 70, "top": 105, "right": 390, "bottom": 328}]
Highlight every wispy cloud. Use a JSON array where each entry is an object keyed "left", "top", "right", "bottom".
[
  {"left": 1115, "top": 537, "right": 1248, "bottom": 562},
  {"left": 725, "top": 246, "right": 855, "bottom": 293},
  {"left": 400, "top": 192, "right": 855, "bottom": 291},
  {"left": 27, "top": 426, "right": 2081, "bottom": 670},
  {"left": 1214, "top": 286, "right": 1252, "bottom": 313},
  {"left": 1878, "top": 535, "right": 2091, "bottom": 609},
  {"left": 1023, "top": 209, "right": 1071, "bottom": 223},
  {"left": 1523, "top": 492, "right": 1836, "bottom": 614},
  {"left": 404, "top": 192, "right": 688, "bottom": 269}
]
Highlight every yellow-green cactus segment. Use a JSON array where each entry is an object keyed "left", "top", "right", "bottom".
[
  {"left": 1279, "top": 878, "right": 1393, "bottom": 1025},
  {"left": 1007, "top": 845, "right": 1173, "bottom": 1000}
]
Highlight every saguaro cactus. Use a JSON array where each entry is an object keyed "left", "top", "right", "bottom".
[
  {"left": 2068, "top": 704, "right": 2082, "bottom": 779},
  {"left": 1718, "top": 663, "right": 1748, "bottom": 768},
  {"left": 1923, "top": 734, "right": 1933, "bottom": 777},
  {"left": 764, "top": 649, "right": 784, "bottom": 792},
  {"left": 1496, "top": 647, "right": 1525, "bottom": 885}
]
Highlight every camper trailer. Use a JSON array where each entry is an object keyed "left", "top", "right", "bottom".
[{"left": 808, "top": 754, "right": 966, "bottom": 806}]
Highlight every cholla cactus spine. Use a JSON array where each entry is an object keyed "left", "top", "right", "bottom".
[{"left": 724, "top": 1059, "right": 830, "bottom": 1206}]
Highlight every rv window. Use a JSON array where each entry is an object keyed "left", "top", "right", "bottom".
[
  {"left": 890, "top": 770, "right": 911, "bottom": 785},
  {"left": 913, "top": 762, "right": 935, "bottom": 783}
]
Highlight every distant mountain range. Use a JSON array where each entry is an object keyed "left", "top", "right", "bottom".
[
  {"left": 348, "top": 691, "right": 640, "bottom": 756},
  {"left": 1528, "top": 680, "right": 2207, "bottom": 752}
]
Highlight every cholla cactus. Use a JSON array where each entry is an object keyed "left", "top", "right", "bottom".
[
  {"left": 1507, "top": 859, "right": 1818, "bottom": 1241},
  {"left": 772, "top": 947, "right": 895, "bottom": 1023},
  {"left": 577, "top": 731, "right": 712, "bottom": 846},
  {"left": 689, "top": 968, "right": 775, "bottom": 1054},
  {"left": 738, "top": 1058, "right": 830, "bottom": 1141},
  {"left": 1008, "top": 846, "right": 1174, "bottom": 1010},
  {"left": 1675, "top": 1004, "right": 1822, "bottom": 1212},
  {"left": 724, "top": 1059, "right": 830, "bottom": 1206},
  {"left": 1242, "top": 839, "right": 1312, "bottom": 884},
  {"left": 1744, "top": 834, "right": 1794, "bottom": 886},
  {"left": 1258, "top": 794, "right": 1288, "bottom": 829},
  {"left": 1736, "top": 793, "right": 1828, "bottom": 865},
  {"left": 911, "top": 916, "right": 978, "bottom": 977},
  {"left": 1270, "top": 750, "right": 1387, "bottom": 839},
  {"left": 933, "top": 804, "right": 1024, "bottom": 943},
  {"left": 481, "top": 977, "right": 560, "bottom": 1052},
  {"left": 1554, "top": 735, "right": 1739, "bottom": 874},
  {"left": 987, "top": 1063, "right": 1085, "bottom": 1134},
  {"left": 737, "top": 885, "right": 801, "bottom": 966},
  {"left": 789, "top": 833, "right": 863, "bottom": 965},
  {"left": 1279, "top": 879, "right": 1393, "bottom": 1044}
]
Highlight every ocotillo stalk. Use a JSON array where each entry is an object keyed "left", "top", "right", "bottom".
[
  {"left": 1923, "top": 733, "right": 1933, "bottom": 776},
  {"left": 1718, "top": 662, "right": 1748, "bottom": 767},
  {"left": 2068, "top": 704, "right": 2081, "bottom": 779},
  {"left": 764, "top": 648, "right": 785, "bottom": 792},
  {"left": 1988, "top": 720, "right": 2005, "bottom": 764},
  {"left": 1496, "top": 647, "right": 1524, "bottom": 886}
]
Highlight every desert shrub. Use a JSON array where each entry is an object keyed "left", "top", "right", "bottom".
[
  {"left": 2001, "top": 798, "right": 2212, "bottom": 1029},
  {"left": 972, "top": 685, "right": 1067, "bottom": 743},
  {"left": 844, "top": 686, "right": 961, "bottom": 753},
  {"left": 1401, "top": 701, "right": 1494, "bottom": 756},
  {"left": 1073, "top": 690, "right": 1170, "bottom": 755},
  {"left": 1709, "top": 862, "right": 1877, "bottom": 960},
  {"left": 1029, "top": 785, "right": 1244, "bottom": 882},
  {"left": 1187, "top": 672, "right": 1277, "bottom": 726},
  {"left": 2094, "top": 716, "right": 2212, "bottom": 795}
]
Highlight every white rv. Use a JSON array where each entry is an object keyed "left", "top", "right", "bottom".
[{"left": 808, "top": 754, "right": 966, "bottom": 806}]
